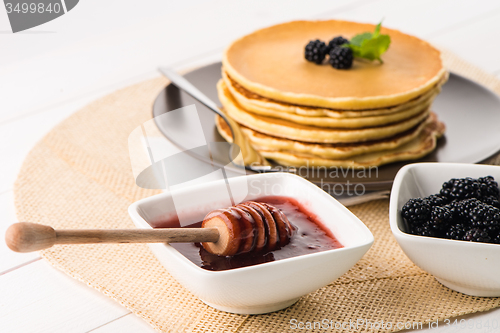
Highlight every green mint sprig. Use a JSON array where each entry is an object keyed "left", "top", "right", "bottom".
[{"left": 346, "top": 22, "right": 391, "bottom": 63}]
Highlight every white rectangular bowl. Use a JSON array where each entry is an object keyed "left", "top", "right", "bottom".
[
  {"left": 390, "top": 163, "right": 500, "bottom": 296},
  {"left": 129, "top": 172, "right": 373, "bottom": 314}
]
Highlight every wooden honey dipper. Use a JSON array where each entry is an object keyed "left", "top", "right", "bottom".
[{"left": 5, "top": 202, "right": 295, "bottom": 256}]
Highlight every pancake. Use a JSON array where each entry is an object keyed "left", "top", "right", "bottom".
[
  {"left": 223, "top": 70, "right": 447, "bottom": 118},
  {"left": 217, "top": 112, "right": 445, "bottom": 168},
  {"left": 219, "top": 79, "right": 435, "bottom": 128},
  {"left": 218, "top": 80, "right": 431, "bottom": 143},
  {"left": 215, "top": 113, "right": 434, "bottom": 159},
  {"left": 223, "top": 20, "right": 446, "bottom": 110}
]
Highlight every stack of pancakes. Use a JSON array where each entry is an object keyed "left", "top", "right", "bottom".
[{"left": 216, "top": 20, "right": 448, "bottom": 168}]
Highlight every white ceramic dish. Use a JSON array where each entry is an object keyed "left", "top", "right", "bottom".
[
  {"left": 129, "top": 172, "right": 373, "bottom": 314},
  {"left": 390, "top": 163, "right": 500, "bottom": 297}
]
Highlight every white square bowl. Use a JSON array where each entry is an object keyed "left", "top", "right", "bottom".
[
  {"left": 390, "top": 163, "right": 500, "bottom": 297},
  {"left": 129, "top": 172, "right": 373, "bottom": 314}
]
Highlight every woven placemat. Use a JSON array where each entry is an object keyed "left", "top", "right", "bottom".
[{"left": 14, "top": 51, "right": 500, "bottom": 333}]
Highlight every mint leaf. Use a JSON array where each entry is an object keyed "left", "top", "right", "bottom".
[
  {"left": 347, "top": 22, "right": 390, "bottom": 63},
  {"left": 359, "top": 34, "right": 391, "bottom": 62},
  {"left": 373, "top": 22, "right": 381, "bottom": 37},
  {"left": 350, "top": 32, "right": 372, "bottom": 47},
  {"left": 349, "top": 44, "right": 362, "bottom": 58}
]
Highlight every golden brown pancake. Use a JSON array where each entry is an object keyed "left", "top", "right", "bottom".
[
  {"left": 219, "top": 79, "right": 435, "bottom": 128},
  {"left": 223, "top": 70, "right": 447, "bottom": 118},
  {"left": 216, "top": 113, "right": 445, "bottom": 168},
  {"left": 218, "top": 80, "right": 431, "bottom": 143},
  {"left": 223, "top": 20, "right": 446, "bottom": 110},
  {"left": 216, "top": 114, "right": 431, "bottom": 159}
]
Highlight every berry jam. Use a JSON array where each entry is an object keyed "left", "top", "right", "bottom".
[{"left": 153, "top": 196, "right": 343, "bottom": 271}]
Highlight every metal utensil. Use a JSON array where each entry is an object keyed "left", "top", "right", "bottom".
[{"left": 159, "top": 67, "right": 272, "bottom": 172}]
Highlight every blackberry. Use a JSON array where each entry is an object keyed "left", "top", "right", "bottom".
[
  {"left": 492, "top": 233, "right": 500, "bottom": 244},
  {"left": 478, "top": 176, "right": 500, "bottom": 198},
  {"left": 468, "top": 202, "right": 500, "bottom": 228},
  {"left": 482, "top": 195, "right": 500, "bottom": 208},
  {"left": 410, "top": 221, "right": 438, "bottom": 237},
  {"left": 445, "top": 223, "right": 467, "bottom": 240},
  {"left": 453, "top": 198, "right": 482, "bottom": 220},
  {"left": 327, "top": 36, "right": 349, "bottom": 51},
  {"left": 485, "top": 225, "right": 500, "bottom": 241},
  {"left": 401, "top": 198, "right": 431, "bottom": 226},
  {"left": 329, "top": 46, "right": 353, "bottom": 69},
  {"left": 429, "top": 206, "right": 453, "bottom": 231},
  {"left": 424, "top": 194, "right": 448, "bottom": 207},
  {"left": 305, "top": 40, "right": 328, "bottom": 64},
  {"left": 463, "top": 228, "right": 491, "bottom": 243},
  {"left": 440, "top": 176, "right": 500, "bottom": 201},
  {"left": 440, "top": 177, "right": 481, "bottom": 200},
  {"left": 444, "top": 200, "right": 464, "bottom": 221}
]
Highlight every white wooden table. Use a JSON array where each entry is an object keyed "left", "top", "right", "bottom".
[{"left": 1, "top": 1, "right": 500, "bottom": 332}]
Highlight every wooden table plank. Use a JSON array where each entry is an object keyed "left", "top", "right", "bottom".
[
  {"left": 89, "top": 314, "right": 155, "bottom": 333},
  {"left": 0, "top": 261, "right": 130, "bottom": 333},
  {"left": 0, "top": 192, "right": 39, "bottom": 273}
]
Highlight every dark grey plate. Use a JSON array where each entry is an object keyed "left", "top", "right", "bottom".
[{"left": 153, "top": 63, "right": 500, "bottom": 191}]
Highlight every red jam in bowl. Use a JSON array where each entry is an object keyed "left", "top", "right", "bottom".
[{"left": 154, "top": 196, "right": 343, "bottom": 271}]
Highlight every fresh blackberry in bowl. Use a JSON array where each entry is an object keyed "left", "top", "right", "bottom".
[
  {"left": 492, "top": 233, "right": 500, "bottom": 244},
  {"left": 327, "top": 36, "right": 349, "bottom": 51},
  {"left": 486, "top": 226, "right": 500, "bottom": 244},
  {"left": 445, "top": 223, "right": 467, "bottom": 240},
  {"left": 444, "top": 200, "right": 465, "bottom": 221},
  {"left": 440, "top": 176, "right": 500, "bottom": 201},
  {"left": 401, "top": 198, "right": 431, "bottom": 226},
  {"left": 452, "top": 198, "right": 500, "bottom": 228},
  {"left": 410, "top": 221, "right": 439, "bottom": 237},
  {"left": 305, "top": 40, "right": 328, "bottom": 64},
  {"left": 440, "top": 177, "right": 481, "bottom": 200},
  {"left": 329, "top": 46, "right": 353, "bottom": 69},
  {"left": 424, "top": 194, "right": 448, "bottom": 207},
  {"left": 482, "top": 195, "right": 500, "bottom": 208},
  {"left": 401, "top": 175, "right": 500, "bottom": 244},
  {"left": 463, "top": 228, "right": 491, "bottom": 243},
  {"left": 429, "top": 206, "right": 453, "bottom": 231},
  {"left": 478, "top": 176, "right": 500, "bottom": 198},
  {"left": 454, "top": 198, "right": 482, "bottom": 219},
  {"left": 468, "top": 202, "right": 500, "bottom": 228}
]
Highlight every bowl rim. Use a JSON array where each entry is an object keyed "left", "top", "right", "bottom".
[
  {"left": 129, "top": 172, "right": 374, "bottom": 275},
  {"left": 389, "top": 162, "right": 500, "bottom": 248}
]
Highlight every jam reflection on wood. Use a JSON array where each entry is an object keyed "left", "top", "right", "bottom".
[{"left": 154, "top": 196, "right": 343, "bottom": 271}]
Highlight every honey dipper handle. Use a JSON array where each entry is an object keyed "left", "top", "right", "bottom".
[{"left": 5, "top": 222, "right": 220, "bottom": 253}]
